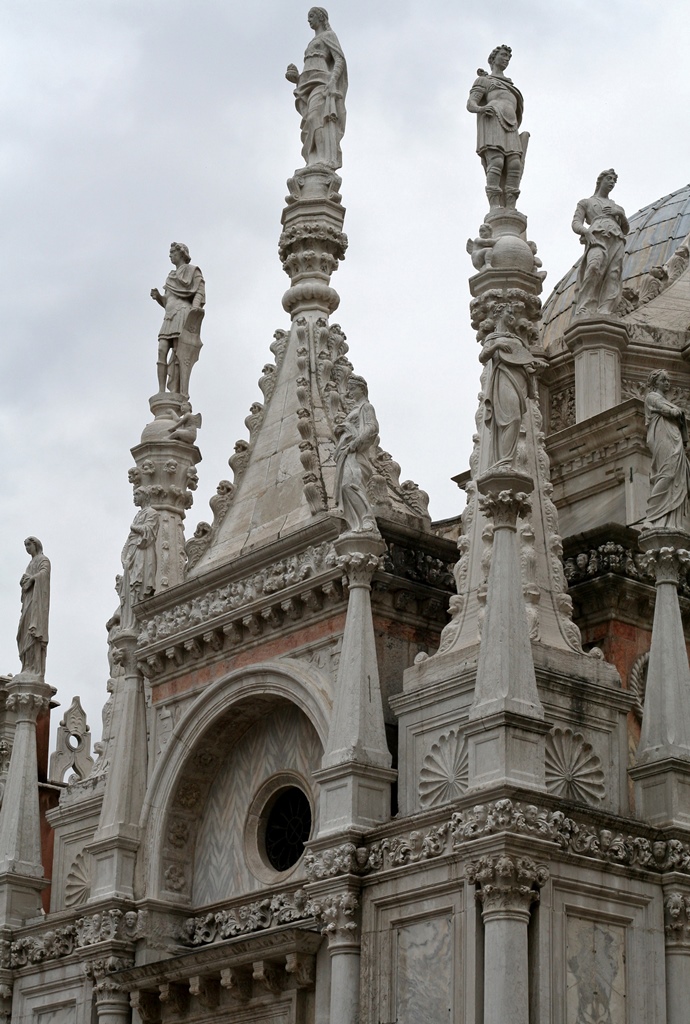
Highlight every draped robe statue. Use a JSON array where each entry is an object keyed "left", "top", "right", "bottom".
[
  {"left": 17, "top": 537, "right": 50, "bottom": 678},
  {"left": 334, "top": 376, "right": 379, "bottom": 534},
  {"left": 644, "top": 369, "right": 690, "bottom": 531}
]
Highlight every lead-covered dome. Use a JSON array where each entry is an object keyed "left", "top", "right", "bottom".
[{"left": 542, "top": 183, "right": 690, "bottom": 349}]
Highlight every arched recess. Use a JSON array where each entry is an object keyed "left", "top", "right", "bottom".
[{"left": 139, "top": 659, "right": 332, "bottom": 904}]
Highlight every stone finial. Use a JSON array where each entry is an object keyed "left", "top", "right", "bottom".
[
  {"left": 49, "top": 697, "right": 95, "bottom": 783},
  {"left": 285, "top": 8, "right": 347, "bottom": 171},
  {"left": 572, "top": 170, "right": 629, "bottom": 317},
  {"left": 17, "top": 537, "right": 50, "bottom": 681},
  {"left": 466, "top": 45, "right": 529, "bottom": 209},
  {"left": 643, "top": 369, "right": 690, "bottom": 531},
  {"left": 150, "top": 242, "right": 205, "bottom": 397}
]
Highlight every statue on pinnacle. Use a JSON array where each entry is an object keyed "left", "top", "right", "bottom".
[
  {"left": 286, "top": 8, "right": 347, "bottom": 170},
  {"left": 151, "top": 242, "right": 205, "bottom": 397},
  {"left": 467, "top": 45, "right": 529, "bottom": 210},
  {"left": 572, "top": 170, "right": 629, "bottom": 318},
  {"left": 17, "top": 537, "right": 51, "bottom": 680}
]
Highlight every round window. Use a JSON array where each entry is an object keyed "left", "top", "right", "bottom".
[{"left": 264, "top": 786, "right": 312, "bottom": 872}]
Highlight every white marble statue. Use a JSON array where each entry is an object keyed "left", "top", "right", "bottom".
[
  {"left": 572, "top": 170, "right": 629, "bottom": 317},
  {"left": 643, "top": 369, "right": 690, "bottom": 530},
  {"left": 151, "top": 243, "right": 205, "bottom": 396},
  {"left": 17, "top": 537, "right": 50, "bottom": 678},
  {"left": 119, "top": 489, "right": 159, "bottom": 628},
  {"left": 466, "top": 44, "right": 528, "bottom": 209},
  {"left": 286, "top": 7, "right": 347, "bottom": 170},
  {"left": 334, "top": 375, "right": 379, "bottom": 533},
  {"left": 479, "top": 314, "right": 545, "bottom": 470}
]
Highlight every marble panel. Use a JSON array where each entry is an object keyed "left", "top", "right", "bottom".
[
  {"left": 393, "top": 913, "right": 453, "bottom": 1024},
  {"left": 566, "top": 916, "right": 626, "bottom": 1024}
]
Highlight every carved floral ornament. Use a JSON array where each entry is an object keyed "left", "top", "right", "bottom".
[{"left": 7, "top": 909, "right": 146, "bottom": 968}]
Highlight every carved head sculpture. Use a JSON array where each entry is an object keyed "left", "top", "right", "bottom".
[
  {"left": 308, "top": 6, "right": 329, "bottom": 29},
  {"left": 594, "top": 168, "right": 617, "bottom": 194},
  {"left": 488, "top": 44, "right": 512, "bottom": 69},
  {"left": 169, "top": 242, "right": 191, "bottom": 265},
  {"left": 216, "top": 480, "right": 234, "bottom": 496},
  {"left": 24, "top": 536, "right": 43, "bottom": 556},
  {"left": 132, "top": 487, "right": 147, "bottom": 508},
  {"left": 647, "top": 369, "right": 670, "bottom": 394},
  {"left": 347, "top": 374, "right": 369, "bottom": 399}
]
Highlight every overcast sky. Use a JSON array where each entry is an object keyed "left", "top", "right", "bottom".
[{"left": 1, "top": 0, "right": 689, "bottom": 750}]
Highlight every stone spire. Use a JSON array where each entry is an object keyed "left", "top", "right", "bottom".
[{"left": 190, "top": 14, "right": 430, "bottom": 575}]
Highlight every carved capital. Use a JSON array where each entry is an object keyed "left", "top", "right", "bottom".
[
  {"left": 478, "top": 488, "right": 532, "bottom": 529},
  {"left": 337, "top": 551, "right": 381, "bottom": 588},
  {"left": 5, "top": 690, "right": 51, "bottom": 720},
  {"left": 110, "top": 629, "right": 141, "bottom": 676},
  {"left": 639, "top": 544, "right": 690, "bottom": 587},
  {"left": 306, "top": 890, "right": 360, "bottom": 949},
  {"left": 664, "top": 892, "right": 690, "bottom": 948},
  {"left": 466, "top": 855, "right": 547, "bottom": 918},
  {"left": 85, "top": 956, "right": 134, "bottom": 998}
]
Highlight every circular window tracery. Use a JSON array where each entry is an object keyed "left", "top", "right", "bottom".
[
  {"left": 244, "top": 772, "right": 314, "bottom": 882},
  {"left": 264, "top": 787, "right": 312, "bottom": 871}
]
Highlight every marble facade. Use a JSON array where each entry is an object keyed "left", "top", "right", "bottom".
[{"left": 3, "top": 16, "right": 690, "bottom": 1024}]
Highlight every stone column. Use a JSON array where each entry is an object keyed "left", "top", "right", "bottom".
[
  {"left": 0, "top": 675, "right": 52, "bottom": 924},
  {"left": 466, "top": 474, "right": 549, "bottom": 792},
  {"left": 313, "top": 533, "right": 395, "bottom": 835},
  {"left": 467, "top": 854, "right": 547, "bottom": 1024},
  {"left": 629, "top": 530, "right": 690, "bottom": 826},
  {"left": 307, "top": 880, "right": 361, "bottom": 1024},
  {"left": 663, "top": 889, "right": 690, "bottom": 1024},
  {"left": 87, "top": 957, "right": 134, "bottom": 1024},
  {"left": 564, "top": 317, "right": 628, "bottom": 422},
  {"left": 88, "top": 631, "right": 148, "bottom": 901}
]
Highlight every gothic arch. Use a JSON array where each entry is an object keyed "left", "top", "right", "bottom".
[{"left": 139, "top": 659, "right": 332, "bottom": 902}]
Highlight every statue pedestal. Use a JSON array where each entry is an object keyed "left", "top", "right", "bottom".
[
  {"left": 564, "top": 317, "right": 629, "bottom": 422},
  {"left": 467, "top": 473, "right": 548, "bottom": 793},
  {"left": 629, "top": 529, "right": 690, "bottom": 826}
]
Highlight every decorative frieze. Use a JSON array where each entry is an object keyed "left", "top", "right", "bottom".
[
  {"left": 9, "top": 908, "right": 147, "bottom": 966},
  {"left": 138, "top": 541, "right": 336, "bottom": 648},
  {"left": 179, "top": 890, "right": 311, "bottom": 947},
  {"left": 307, "top": 798, "right": 690, "bottom": 880}
]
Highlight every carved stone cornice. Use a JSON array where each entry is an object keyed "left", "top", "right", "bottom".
[
  {"left": 664, "top": 891, "right": 690, "bottom": 949},
  {"left": 466, "top": 854, "right": 548, "bottom": 917},
  {"left": 178, "top": 889, "right": 312, "bottom": 948}
]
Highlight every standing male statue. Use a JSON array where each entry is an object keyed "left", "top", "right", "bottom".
[
  {"left": 334, "top": 375, "right": 379, "bottom": 534},
  {"left": 572, "top": 170, "right": 629, "bottom": 317},
  {"left": 118, "top": 489, "right": 159, "bottom": 629},
  {"left": 151, "top": 243, "right": 205, "bottom": 397},
  {"left": 17, "top": 537, "right": 51, "bottom": 679},
  {"left": 286, "top": 7, "right": 347, "bottom": 170},
  {"left": 467, "top": 44, "right": 529, "bottom": 209}
]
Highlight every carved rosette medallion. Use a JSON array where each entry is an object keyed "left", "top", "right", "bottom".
[
  {"left": 664, "top": 892, "right": 690, "bottom": 948},
  {"left": 545, "top": 727, "right": 606, "bottom": 804},
  {"left": 466, "top": 854, "right": 548, "bottom": 918},
  {"left": 419, "top": 730, "right": 469, "bottom": 808}
]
